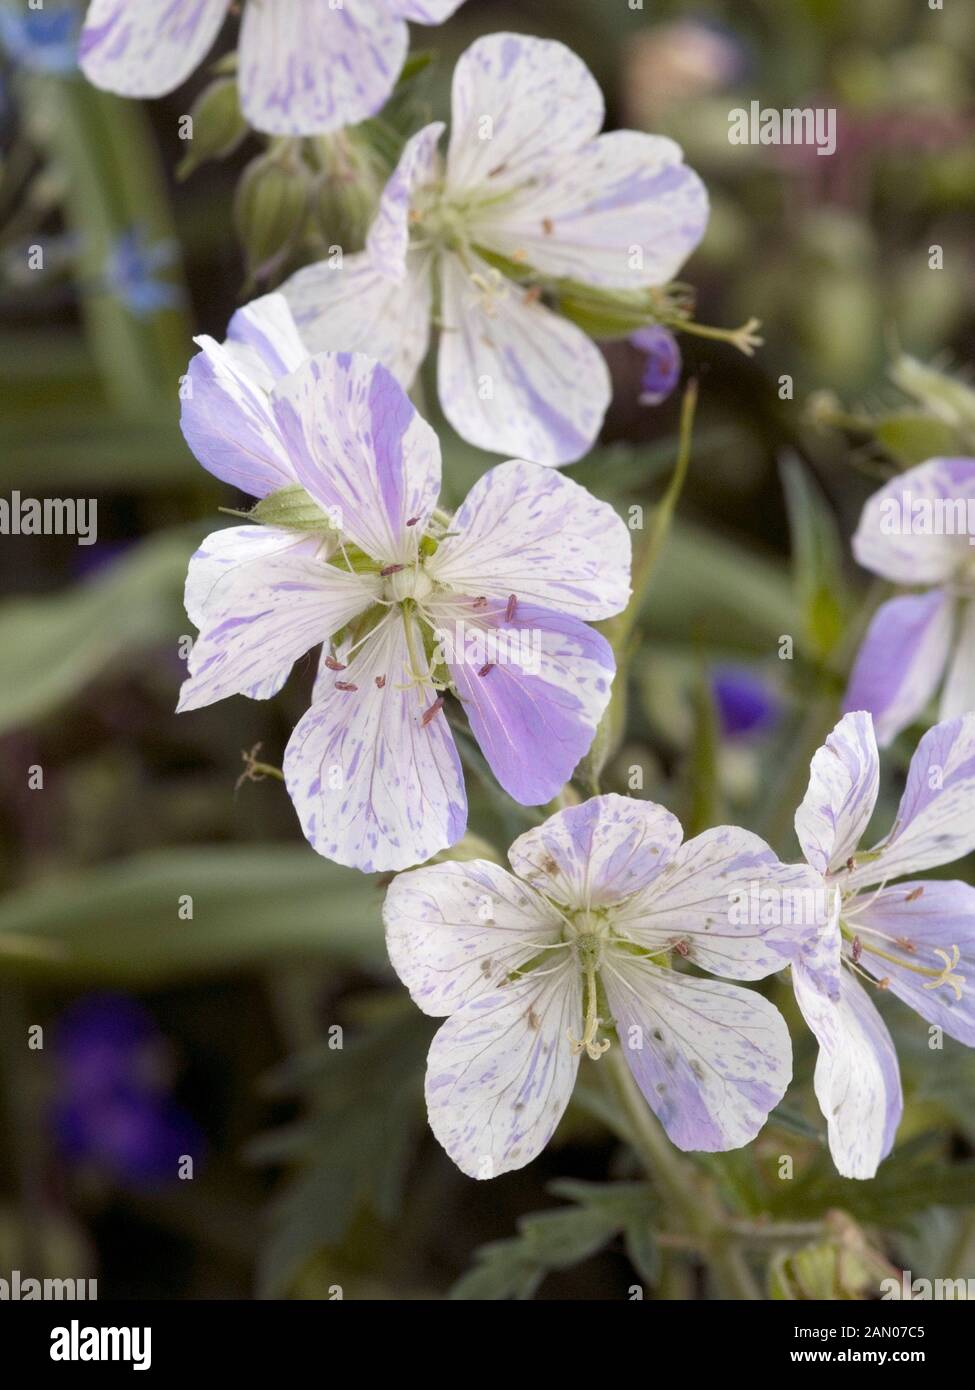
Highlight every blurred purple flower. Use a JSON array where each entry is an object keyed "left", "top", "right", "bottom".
[
  {"left": 0, "top": 4, "right": 79, "bottom": 75},
  {"left": 631, "top": 325, "right": 682, "bottom": 406},
  {"left": 52, "top": 994, "right": 202, "bottom": 1188},
  {"left": 713, "top": 665, "right": 779, "bottom": 738},
  {"left": 103, "top": 227, "right": 183, "bottom": 318}
]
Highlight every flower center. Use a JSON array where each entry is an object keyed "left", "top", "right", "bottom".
[{"left": 385, "top": 563, "right": 434, "bottom": 605}]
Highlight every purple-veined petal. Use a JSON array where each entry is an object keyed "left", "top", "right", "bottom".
[
  {"left": 282, "top": 249, "right": 433, "bottom": 390},
  {"left": 383, "top": 859, "right": 562, "bottom": 1016},
  {"left": 852, "top": 456, "right": 975, "bottom": 586},
  {"left": 366, "top": 122, "right": 444, "bottom": 279},
  {"left": 181, "top": 332, "right": 297, "bottom": 499},
  {"left": 612, "top": 829, "right": 820, "bottom": 981},
  {"left": 851, "top": 879, "right": 975, "bottom": 1046},
  {"left": 507, "top": 793, "right": 683, "bottom": 910},
  {"left": 426, "top": 459, "right": 631, "bottom": 621},
  {"left": 843, "top": 590, "right": 954, "bottom": 748},
  {"left": 178, "top": 531, "right": 377, "bottom": 712},
  {"left": 939, "top": 597, "right": 975, "bottom": 723},
  {"left": 183, "top": 523, "right": 330, "bottom": 629},
  {"left": 238, "top": 0, "right": 408, "bottom": 136},
  {"left": 272, "top": 351, "right": 441, "bottom": 564},
  {"left": 850, "top": 713, "right": 975, "bottom": 889},
  {"left": 603, "top": 954, "right": 792, "bottom": 1152},
  {"left": 795, "top": 711, "right": 879, "bottom": 877},
  {"left": 393, "top": 0, "right": 466, "bottom": 22},
  {"left": 446, "top": 33, "right": 603, "bottom": 193},
  {"left": 284, "top": 613, "right": 467, "bottom": 872},
  {"left": 792, "top": 958, "right": 901, "bottom": 1180},
  {"left": 427, "top": 594, "right": 614, "bottom": 806},
  {"left": 473, "top": 132, "right": 709, "bottom": 290},
  {"left": 437, "top": 251, "right": 610, "bottom": 466},
  {"left": 424, "top": 962, "right": 582, "bottom": 1179},
  {"left": 79, "top": 0, "right": 226, "bottom": 97},
  {"left": 222, "top": 292, "right": 308, "bottom": 392}
]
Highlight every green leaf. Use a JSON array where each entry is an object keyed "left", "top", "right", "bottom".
[
  {"left": 779, "top": 452, "right": 846, "bottom": 661},
  {"left": 0, "top": 845, "right": 385, "bottom": 982}
]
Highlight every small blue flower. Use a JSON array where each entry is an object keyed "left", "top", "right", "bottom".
[
  {"left": 0, "top": 4, "right": 79, "bottom": 75},
  {"left": 712, "top": 665, "right": 779, "bottom": 739},
  {"left": 52, "top": 993, "right": 203, "bottom": 1188},
  {"left": 103, "top": 227, "right": 183, "bottom": 319},
  {"left": 631, "top": 325, "right": 682, "bottom": 406}
]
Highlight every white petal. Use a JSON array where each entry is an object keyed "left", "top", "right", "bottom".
[
  {"left": 613, "top": 828, "right": 817, "bottom": 981},
  {"left": 383, "top": 860, "right": 562, "bottom": 1016},
  {"left": 852, "top": 456, "right": 975, "bottom": 586},
  {"left": 507, "top": 794, "right": 682, "bottom": 909},
  {"left": 446, "top": 33, "right": 603, "bottom": 193},
  {"left": 284, "top": 614, "right": 467, "bottom": 872},
  {"left": 271, "top": 351, "right": 441, "bottom": 564},
  {"left": 238, "top": 0, "right": 408, "bottom": 136},
  {"left": 603, "top": 955, "right": 792, "bottom": 1151},
  {"left": 79, "top": 0, "right": 226, "bottom": 97},
  {"left": 281, "top": 249, "right": 432, "bottom": 390},
  {"left": 178, "top": 529, "right": 377, "bottom": 712},
  {"left": 221, "top": 292, "right": 308, "bottom": 392},
  {"left": 940, "top": 597, "right": 975, "bottom": 722},
  {"left": 473, "top": 131, "right": 709, "bottom": 290},
  {"left": 366, "top": 122, "right": 444, "bottom": 279},
  {"left": 425, "top": 963, "right": 582, "bottom": 1178},
  {"left": 795, "top": 711, "right": 879, "bottom": 877},
  {"left": 851, "top": 713, "right": 975, "bottom": 888},
  {"left": 792, "top": 959, "right": 901, "bottom": 1180},
  {"left": 437, "top": 252, "right": 610, "bottom": 465},
  {"left": 393, "top": 0, "right": 466, "bottom": 21},
  {"left": 426, "top": 459, "right": 631, "bottom": 621}
]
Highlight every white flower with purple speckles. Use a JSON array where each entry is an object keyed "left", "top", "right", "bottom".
[
  {"left": 784, "top": 710, "right": 975, "bottom": 1180},
  {"left": 384, "top": 794, "right": 797, "bottom": 1178},
  {"left": 281, "top": 32, "right": 709, "bottom": 466},
  {"left": 845, "top": 456, "right": 975, "bottom": 745},
  {"left": 178, "top": 296, "right": 631, "bottom": 872},
  {"left": 79, "top": 0, "right": 466, "bottom": 136}
]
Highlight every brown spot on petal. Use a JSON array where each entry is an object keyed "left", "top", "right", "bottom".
[
  {"left": 472, "top": 596, "right": 488, "bottom": 610},
  {"left": 851, "top": 935, "right": 862, "bottom": 964}
]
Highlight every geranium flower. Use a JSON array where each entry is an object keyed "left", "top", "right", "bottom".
[
  {"left": 384, "top": 794, "right": 796, "bottom": 1178},
  {"left": 178, "top": 297, "right": 631, "bottom": 871},
  {"left": 785, "top": 710, "right": 975, "bottom": 1179},
  {"left": 78, "top": 0, "right": 466, "bottom": 135},
  {"left": 845, "top": 456, "right": 975, "bottom": 744},
  {"left": 282, "top": 32, "right": 709, "bottom": 465}
]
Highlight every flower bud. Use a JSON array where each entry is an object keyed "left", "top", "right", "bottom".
[
  {"left": 177, "top": 77, "right": 248, "bottom": 181},
  {"left": 234, "top": 147, "right": 311, "bottom": 285}
]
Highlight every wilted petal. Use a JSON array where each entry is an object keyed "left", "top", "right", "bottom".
[
  {"left": 80, "top": 0, "right": 226, "bottom": 96},
  {"left": 384, "top": 860, "right": 562, "bottom": 1016},
  {"left": 428, "top": 595, "right": 614, "bottom": 805},
  {"left": 427, "top": 459, "right": 631, "bottom": 621},
  {"left": 238, "top": 0, "right": 408, "bottom": 135},
  {"left": 940, "top": 597, "right": 975, "bottom": 722},
  {"left": 613, "top": 828, "right": 818, "bottom": 981},
  {"left": 507, "top": 794, "right": 683, "bottom": 909},
  {"left": 284, "top": 614, "right": 467, "bottom": 872},
  {"left": 446, "top": 33, "right": 603, "bottom": 193},
  {"left": 272, "top": 352, "right": 440, "bottom": 564},
  {"left": 282, "top": 249, "right": 433, "bottom": 390},
  {"left": 437, "top": 252, "right": 610, "bottom": 465},
  {"left": 795, "top": 711, "right": 879, "bottom": 877},
  {"left": 603, "top": 954, "right": 792, "bottom": 1151},
  {"left": 425, "top": 963, "right": 582, "bottom": 1179},
  {"left": 852, "top": 456, "right": 975, "bottom": 586},
  {"left": 366, "top": 122, "right": 444, "bottom": 278},
  {"left": 851, "top": 879, "right": 975, "bottom": 1046},
  {"left": 181, "top": 333, "right": 296, "bottom": 499},
  {"left": 792, "top": 959, "right": 901, "bottom": 1180},
  {"left": 474, "top": 132, "right": 708, "bottom": 290},
  {"left": 178, "top": 530, "right": 377, "bottom": 712},
  {"left": 222, "top": 292, "right": 308, "bottom": 391},
  {"left": 844, "top": 590, "right": 953, "bottom": 747},
  {"left": 851, "top": 713, "right": 975, "bottom": 889}
]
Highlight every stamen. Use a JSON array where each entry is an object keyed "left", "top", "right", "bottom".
[
  {"left": 323, "top": 656, "right": 347, "bottom": 671},
  {"left": 420, "top": 696, "right": 444, "bottom": 727},
  {"left": 522, "top": 287, "right": 542, "bottom": 306},
  {"left": 405, "top": 516, "right": 419, "bottom": 527},
  {"left": 904, "top": 886, "right": 924, "bottom": 903},
  {"left": 851, "top": 935, "right": 862, "bottom": 964},
  {"left": 505, "top": 593, "right": 518, "bottom": 623},
  {"left": 477, "top": 663, "right": 493, "bottom": 678},
  {"left": 542, "top": 217, "right": 554, "bottom": 235},
  {"left": 673, "top": 939, "right": 690, "bottom": 958},
  {"left": 472, "top": 596, "right": 488, "bottom": 610}
]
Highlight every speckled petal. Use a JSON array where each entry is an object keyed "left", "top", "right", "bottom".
[
  {"left": 221, "top": 292, "right": 308, "bottom": 392},
  {"left": 603, "top": 955, "right": 792, "bottom": 1151},
  {"left": 507, "top": 794, "right": 683, "bottom": 910},
  {"left": 427, "top": 459, "right": 631, "bottom": 621},
  {"left": 852, "top": 456, "right": 975, "bottom": 586},
  {"left": 80, "top": 0, "right": 227, "bottom": 97},
  {"left": 383, "top": 860, "right": 563, "bottom": 1016},
  {"left": 795, "top": 711, "right": 879, "bottom": 877},
  {"left": 284, "top": 614, "right": 467, "bottom": 872},
  {"left": 366, "top": 122, "right": 444, "bottom": 279},
  {"left": 424, "top": 962, "right": 582, "bottom": 1179},
  {"left": 437, "top": 251, "right": 610, "bottom": 465}
]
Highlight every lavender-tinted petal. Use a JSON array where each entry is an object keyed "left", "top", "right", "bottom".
[
  {"left": 795, "top": 711, "right": 879, "bottom": 877},
  {"left": 223, "top": 292, "right": 308, "bottom": 391},
  {"left": 366, "top": 122, "right": 444, "bottom": 279},
  {"left": 79, "top": 0, "right": 226, "bottom": 97},
  {"left": 844, "top": 590, "right": 953, "bottom": 747},
  {"left": 939, "top": 597, "right": 975, "bottom": 723}
]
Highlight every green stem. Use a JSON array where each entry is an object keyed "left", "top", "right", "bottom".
[{"left": 604, "top": 1047, "right": 761, "bottom": 1300}]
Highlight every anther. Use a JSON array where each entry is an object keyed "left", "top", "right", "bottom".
[
  {"left": 375, "top": 675, "right": 387, "bottom": 689},
  {"left": 323, "top": 656, "right": 347, "bottom": 671},
  {"left": 472, "top": 596, "right": 488, "bottom": 610},
  {"left": 851, "top": 935, "right": 862, "bottom": 964},
  {"left": 380, "top": 563, "right": 405, "bottom": 577},
  {"left": 335, "top": 681, "right": 358, "bottom": 692},
  {"left": 420, "top": 696, "right": 444, "bottom": 727},
  {"left": 477, "top": 663, "right": 493, "bottom": 678},
  {"left": 505, "top": 593, "right": 518, "bottom": 622},
  {"left": 904, "top": 886, "right": 924, "bottom": 903}
]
